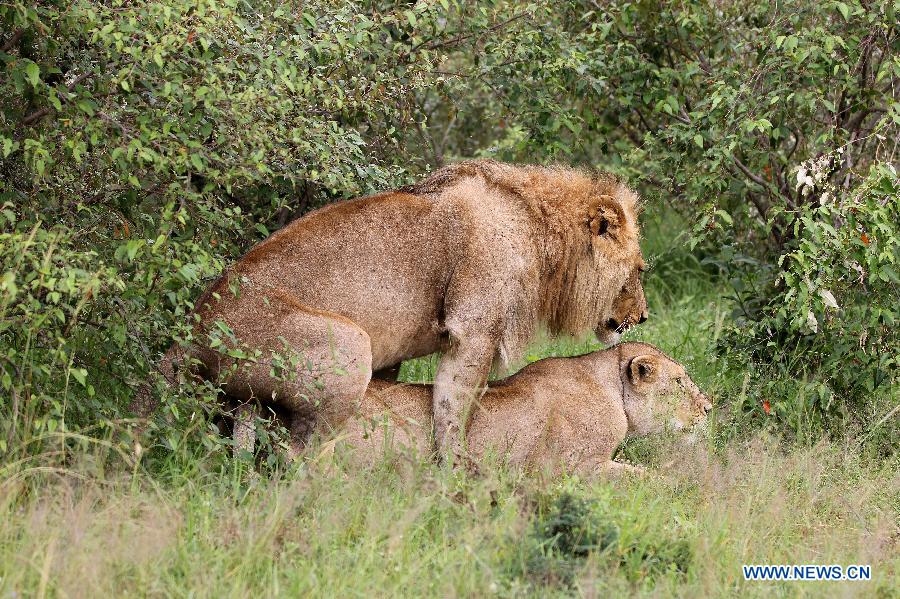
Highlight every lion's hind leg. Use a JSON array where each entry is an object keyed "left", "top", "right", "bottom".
[{"left": 207, "top": 291, "right": 373, "bottom": 460}]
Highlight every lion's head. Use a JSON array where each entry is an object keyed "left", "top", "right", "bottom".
[
  {"left": 513, "top": 167, "right": 647, "bottom": 343},
  {"left": 597, "top": 262, "right": 648, "bottom": 345},
  {"left": 621, "top": 350, "right": 711, "bottom": 435}
]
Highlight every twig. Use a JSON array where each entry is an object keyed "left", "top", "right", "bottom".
[
  {"left": 733, "top": 156, "right": 769, "bottom": 190},
  {"left": 1, "top": 29, "right": 24, "bottom": 53},
  {"left": 20, "top": 71, "right": 95, "bottom": 126},
  {"left": 407, "top": 12, "right": 529, "bottom": 57}
]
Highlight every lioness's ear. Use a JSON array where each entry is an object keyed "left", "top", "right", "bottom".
[
  {"left": 588, "top": 198, "right": 625, "bottom": 238},
  {"left": 627, "top": 355, "right": 658, "bottom": 385}
]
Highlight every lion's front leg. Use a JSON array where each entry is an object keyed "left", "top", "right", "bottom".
[{"left": 433, "top": 334, "right": 495, "bottom": 464}]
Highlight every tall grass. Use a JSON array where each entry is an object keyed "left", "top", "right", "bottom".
[{"left": 0, "top": 438, "right": 896, "bottom": 597}]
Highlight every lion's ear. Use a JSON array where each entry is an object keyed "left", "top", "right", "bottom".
[
  {"left": 587, "top": 198, "right": 625, "bottom": 239},
  {"left": 627, "top": 355, "right": 658, "bottom": 386}
]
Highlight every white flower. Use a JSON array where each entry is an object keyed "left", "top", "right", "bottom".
[
  {"left": 806, "top": 310, "right": 818, "bottom": 333},
  {"left": 819, "top": 289, "right": 839, "bottom": 310},
  {"left": 795, "top": 167, "right": 808, "bottom": 190}
]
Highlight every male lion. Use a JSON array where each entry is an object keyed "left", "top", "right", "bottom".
[
  {"left": 142, "top": 160, "right": 648, "bottom": 459},
  {"left": 332, "top": 342, "right": 711, "bottom": 476}
]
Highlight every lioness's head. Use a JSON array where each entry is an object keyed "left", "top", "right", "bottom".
[{"left": 621, "top": 351, "right": 711, "bottom": 435}]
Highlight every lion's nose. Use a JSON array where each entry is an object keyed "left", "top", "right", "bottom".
[{"left": 638, "top": 311, "right": 648, "bottom": 324}]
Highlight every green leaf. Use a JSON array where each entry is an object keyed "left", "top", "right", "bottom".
[
  {"left": 693, "top": 134, "right": 704, "bottom": 148},
  {"left": 715, "top": 209, "right": 733, "bottom": 225},
  {"left": 126, "top": 239, "right": 144, "bottom": 260},
  {"left": 1, "top": 137, "right": 16, "bottom": 158},
  {"left": 69, "top": 367, "right": 88, "bottom": 386},
  {"left": 836, "top": 2, "right": 850, "bottom": 20},
  {"left": 76, "top": 99, "right": 96, "bottom": 116},
  {"left": 24, "top": 61, "right": 41, "bottom": 87}
]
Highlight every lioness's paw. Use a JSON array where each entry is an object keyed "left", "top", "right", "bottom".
[{"left": 603, "top": 460, "right": 648, "bottom": 478}]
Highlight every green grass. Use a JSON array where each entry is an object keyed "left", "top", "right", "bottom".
[
  {"left": 0, "top": 210, "right": 897, "bottom": 597},
  {"left": 0, "top": 436, "right": 896, "bottom": 597}
]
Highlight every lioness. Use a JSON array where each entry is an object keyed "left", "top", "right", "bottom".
[
  {"left": 334, "top": 342, "right": 711, "bottom": 475},
  {"left": 142, "top": 160, "right": 648, "bottom": 459}
]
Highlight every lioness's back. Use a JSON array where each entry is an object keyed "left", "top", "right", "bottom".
[{"left": 337, "top": 379, "right": 433, "bottom": 455}]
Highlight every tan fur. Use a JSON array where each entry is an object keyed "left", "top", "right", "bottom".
[
  {"left": 141, "top": 160, "right": 647, "bottom": 458},
  {"left": 336, "top": 342, "right": 712, "bottom": 476},
  {"left": 606, "top": 269, "right": 649, "bottom": 339}
]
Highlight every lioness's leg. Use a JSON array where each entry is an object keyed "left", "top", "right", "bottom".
[{"left": 596, "top": 460, "right": 647, "bottom": 478}]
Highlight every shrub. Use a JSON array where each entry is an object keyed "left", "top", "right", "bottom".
[
  {"left": 0, "top": 0, "right": 485, "bottom": 459},
  {"left": 564, "top": 0, "right": 899, "bottom": 433},
  {"left": 504, "top": 490, "right": 692, "bottom": 590},
  {"left": 721, "top": 162, "right": 898, "bottom": 432}
]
